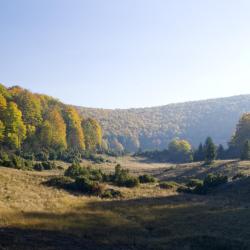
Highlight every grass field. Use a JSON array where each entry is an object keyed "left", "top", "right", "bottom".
[{"left": 1, "top": 157, "right": 250, "bottom": 249}]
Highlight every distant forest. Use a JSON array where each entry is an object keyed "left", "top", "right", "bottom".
[{"left": 78, "top": 95, "right": 250, "bottom": 152}]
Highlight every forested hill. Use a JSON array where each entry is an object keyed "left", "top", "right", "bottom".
[{"left": 77, "top": 95, "right": 250, "bottom": 152}]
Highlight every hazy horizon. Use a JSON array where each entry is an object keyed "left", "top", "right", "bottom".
[{"left": 1, "top": 0, "right": 250, "bottom": 108}]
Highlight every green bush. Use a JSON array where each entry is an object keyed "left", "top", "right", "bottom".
[
  {"left": 187, "top": 179, "right": 203, "bottom": 188},
  {"left": 159, "top": 181, "right": 179, "bottom": 190},
  {"left": 74, "top": 176, "right": 104, "bottom": 195},
  {"left": 113, "top": 164, "right": 139, "bottom": 188},
  {"left": 45, "top": 176, "right": 74, "bottom": 189},
  {"left": 65, "top": 163, "right": 88, "bottom": 179},
  {"left": 203, "top": 174, "right": 228, "bottom": 188},
  {"left": 188, "top": 174, "right": 229, "bottom": 194},
  {"left": 0, "top": 154, "right": 33, "bottom": 170},
  {"left": 232, "top": 172, "right": 247, "bottom": 180},
  {"left": 139, "top": 174, "right": 157, "bottom": 183},
  {"left": 101, "top": 189, "right": 122, "bottom": 199}
]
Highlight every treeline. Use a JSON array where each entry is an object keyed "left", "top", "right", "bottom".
[
  {"left": 0, "top": 84, "right": 103, "bottom": 160},
  {"left": 136, "top": 113, "right": 250, "bottom": 163}
]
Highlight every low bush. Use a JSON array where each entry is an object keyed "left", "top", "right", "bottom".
[
  {"left": 65, "top": 163, "right": 89, "bottom": 179},
  {"left": 113, "top": 164, "right": 139, "bottom": 188},
  {"left": 0, "top": 154, "right": 33, "bottom": 170},
  {"left": 82, "top": 152, "right": 106, "bottom": 164},
  {"left": 34, "top": 161, "right": 58, "bottom": 171},
  {"left": 139, "top": 174, "right": 157, "bottom": 183},
  {"left": 45, "top": 176, "right": 74, "bottom": 189},
  {"left": 180, "top": 174, "right": 229, "bottom": 195},
  {"left": 187, "top": 179, "right": 203, "bottom": 188},
  {"left": 232, "top": 172, "right": 247, "bottom": 180},
  {"left": 159, "top": 181, "right": 180, "bottom": 190},
  {"left": 74, "top": 176, "right": 104, "bottom": 195},
  {"left": 101, "top": 189, "right": 122, "bottom": 199}
]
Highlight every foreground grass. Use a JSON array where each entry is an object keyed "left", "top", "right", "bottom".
[{"left": 1, "top": 159, "right": 250, "bottom": 249}]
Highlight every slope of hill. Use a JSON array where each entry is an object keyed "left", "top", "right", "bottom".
[{"left": 77, "top": 95, "right": 250, "bottom": 152}]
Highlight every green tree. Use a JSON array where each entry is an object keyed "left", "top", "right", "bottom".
[
  {"left": 204, "top": 137, "right": 216, "bottom": 164},
  {"left": 4, "top": 102, "right": 27, "bottom": 149},
  {"left": 168, "top": 139, "right": 193, "bottom": 163},
  {"left": 63, "top": 107, "right": 85, "bottom": 151},
  {"left": 194, "top": 143, "right": 205, "bottom": 162},
  {"left": 241, "top": 140, "right": 250, "bottom": 160},
  {"left": 82, "top": 118, "right": 102, "bottom": 151},
  {"left": 230, "top": 113, "right": 250, "bottom": 155}
]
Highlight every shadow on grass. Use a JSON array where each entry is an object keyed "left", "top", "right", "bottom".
[{"left": 2, "top": 193, "right": 250, "bottom": 249}]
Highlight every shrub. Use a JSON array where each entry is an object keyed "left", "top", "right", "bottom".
[
  {"left": 159, "top": 181, "right": 179, "bottom": 190},
  {"left": 60, "top": 150, "right": 82, "bottom": 163},
  {"left": 190, "top": 174, "right": 228, "bottom": 194},
  {"left": 113, "top": 164, "right": 139, "bottom": 188},
  {"left": 74, "top": 176, "right": 104, "bottom": 195},
  {"left": 45, "top": 176, "right": 74, "bottom": 189},
  {"left": 203, "top": 174, "right": 228, "bottom": 188},
  {"left": 35, "top": 151, "right": 49, "bottom": 161},
  {"left": 232, "top": 172, "right": 247, "bottom": 180},
  {"left": 101, "top": 189, "right": 122, "bottom": 199},
  {"left": 187, "top": 179, "right": 203, "bottom": 188},
  {"left": 65, "top": 163, "right": 88, "bottom": 179},
  {"left": 33, "top": 162, "right": 44, "bottom": 171},
  {"left": 1, "top": 154, "right": 33, "bottom": 170},
  {"left": 139, "top": 174, "right": 157, "bottom": 183}
]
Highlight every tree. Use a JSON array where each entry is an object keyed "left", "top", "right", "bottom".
[
  {"left": 217, "top": 144, "right": 226, "bottom": 160},
  {"left": 63, "top": 106, "right": 85, "bottom": 151},
  {"left": 194, "top": 143, "right": 205, "bottom": 162},
  {"left": 0, "top": 94, "right": 7, "bottom": 120},
  {"left": 0, "top": 120, "right": 5, "bottom": 143},
  {"left": 4, "top": 102, "right": 26, "bottom": 149},
  {"left": 39, "top": 107, "right": 67, "bottom": 152},
  {"left": 230, "top": 113, "right": 250, "bottom": 157},
  {"left": 241, "top": 140, "right": 250, "bottom": 160},
  {"left": 204, "top": 137, "right": 216, "bottom": 164},
  {"left": 82, "top": 118, "right": 102, "bottom": 151},
  {"left": 13, "top": 90, "right": 42, "bottom": 127},
  {"left": 168, "top": 139, "right": 193, "bottom": 163}
]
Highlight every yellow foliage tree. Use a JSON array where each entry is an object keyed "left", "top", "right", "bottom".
[
  {"left": 64, "top": 106, "right": 85, "bottom": 151},
  {"left": 82, "top": 118, "right": 102, "bottom": 151},
  {"left": 4, "top": 102, "right": 27, "bottom": 149},
  {"left": 39, "top": 107, "right": 67, "bottom": 151}
]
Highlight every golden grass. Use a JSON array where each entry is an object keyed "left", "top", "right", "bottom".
[{"left": 1, "top": 158, "right": 250, "bottom": 249}]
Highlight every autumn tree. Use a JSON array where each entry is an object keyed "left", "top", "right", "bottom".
[
  {"left": 63, "top": 107, "right": 85, "bottom": 151},
  {"left": 4, "top": 102, "right": 26, "bottom": 149},
  {"left": 82, "top": 118, "right": 102, "bottom": 151},
  {"left": 0, "top": 94, "right": 7, "bottom": 120},
  {"left": 39, "top": 107, "right": 67, "bottom": 152},
  {"left": 0, "top": 121, "right": 5, "bottom": 143},
  {"left": 13, "top": 90, "right": 43, "bottom": 136},
  {"left": 168, "top": 139, "right": 193, "bottom": 163}
]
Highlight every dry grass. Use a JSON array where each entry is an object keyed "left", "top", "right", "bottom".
[{"left": 1, "top": 158, "right": 250, "bottom": 249}]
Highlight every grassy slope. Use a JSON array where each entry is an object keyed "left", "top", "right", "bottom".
[{"left": 1, "top": 158, "right": 250, "bottom": 249}]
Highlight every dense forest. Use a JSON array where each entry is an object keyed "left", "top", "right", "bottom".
[
  {"left": 0, "top": 84, "right": 103, "bottom": 160},
  {"left": 78, "top": 95, "right": 250, "bottom": 152}
]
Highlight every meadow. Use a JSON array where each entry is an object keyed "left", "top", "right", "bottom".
[{"left": 1, "top": 157, "right": 250, "bottom": 249}]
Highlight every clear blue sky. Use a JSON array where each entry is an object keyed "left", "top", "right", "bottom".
[{"left": 1, "top": 0, "right": 250, "bottom": 108}]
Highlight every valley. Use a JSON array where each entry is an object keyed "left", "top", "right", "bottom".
[{"left": 1, "top": 157, "right": 250, "bottom": 250}]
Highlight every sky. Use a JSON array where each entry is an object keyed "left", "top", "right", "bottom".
[{"left": 1, "top": 0, "right": 250, "bottom": 109}]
